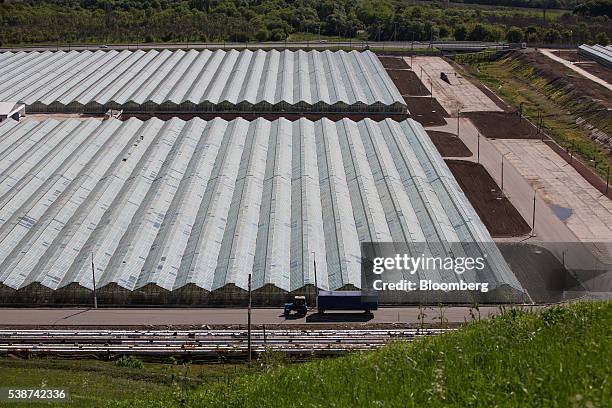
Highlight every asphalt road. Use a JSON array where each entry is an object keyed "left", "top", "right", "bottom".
[
  {"left": 0, "top": 306, "right": 518, "bottom": 327},
  {"left": 0, "top": 41, "right": 507, "bottom": 53}
]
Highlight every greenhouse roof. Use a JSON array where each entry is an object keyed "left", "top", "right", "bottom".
[
  {"left": 0, "top": 117, "right": 526, "bottom": 304},
  {"left": 0, "top": 49, "right": 406, "bottom": 113},
  {"left": 578, "top": 44, "right": 612, "bottom": 68}
]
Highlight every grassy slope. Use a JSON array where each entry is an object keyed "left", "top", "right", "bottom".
[
  {"left": 0, "top": 359, "right": 255, "bottom": 408},
  {"left": 110, "top": 302, "right": 611, "bottom": 408},
  {"left": 465, "top": 55, "right": 612, "bottom": 178}
]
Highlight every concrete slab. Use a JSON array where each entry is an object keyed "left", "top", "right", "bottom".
[
  {"left": 406, "top": 56, "right": 502, "bottom": 113},
  {"left": 492, "top": 139, "right": 612, "bottom": 244}
]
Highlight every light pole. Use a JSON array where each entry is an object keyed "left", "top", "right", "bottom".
[
  {"left": 91, "top": 253, "right": 98, "bottom": 309},
  {"left": 455, "top": 103, "right": 462, "bottom": 138},
  {"left": 477, "top": 133, "right": 481, "bottom": 164},
  {"left": 247, "top": 273, "right": 252, "bottom": 363},
  {"left": 501, "top": 153, "right": 509, "bottom": 194},
  {"left": 312, "top": 251, "right": 318, "bottom": 310},
  {"left": 531, "top": 187, "right": 541, "bottom": 237},
  {"left": 562, "top": 249, "right": 567, "bottom": 268}
]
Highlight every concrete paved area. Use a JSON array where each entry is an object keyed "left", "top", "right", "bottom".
[
  {"left": 540, "top": 49, "right": 612, "bottom": 91},
  {"left": 493, "top": 139, "right": 612, "bottom": 244},
  {"left": 416, "top": 57, "right": 612, "bottom": 254},
  {"left": 0, "top": 306, "right": 514, "bottom": 327},
  {"left": 430, "top": 118, "right": 612, "bottom": 291},
  {"left": 429, "top": 118, "right": 575, "bottom": 244},
  {"left": 406, "top": 56, "right": 502, "bottom": 113}
]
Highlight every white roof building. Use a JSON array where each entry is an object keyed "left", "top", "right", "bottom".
[
  {"left": 0, "top": 49, "right": 406, "bottom": 113},
  {"left": 0, "top": 117, "right": 527, "bottom": 305}
]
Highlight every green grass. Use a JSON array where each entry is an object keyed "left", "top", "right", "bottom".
[
  {"left": 106, "top": 302, "right": 611, "bottom": 408},
  {"left": 0, "top": 357, "right": 258, "bottom": 408}
]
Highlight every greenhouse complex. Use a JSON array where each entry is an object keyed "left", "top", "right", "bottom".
[
  {"left": 0, "top": 117, "right": 528, "bottom": 305},
  {"left": 0, "top": 49, "right": 406, "bottom": 114},
  {"left": 578, "top": 44, "right": 612, "bottom": 69}
]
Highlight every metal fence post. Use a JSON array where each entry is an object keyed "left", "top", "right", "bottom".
[{"left": 247, "top": 273, "right": 252, "bottom": 363}]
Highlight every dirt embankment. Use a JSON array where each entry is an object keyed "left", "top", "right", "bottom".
[
  {"left": 403, "top": 96, "right": 448, "bottom": 126},
  {"left": 552, "top": 50, "right": 612, "bottom": 83},
  {"left": 426, "top": 131, "right": 472, "bottom": 157},
  {"left": 445, "top": 160, "right": 531, "bottom": 238},
  {"left": 386, "top": 69, "right": 430, "bottom": 96},
  {"left": 465, "top": 111, "right": 540, "bottom": 139},
  {"left": 378, "top": 56, "right": 410, "bottom": 70},
  {"left": 503, "top": 51, "right": 611, "bottom": 149}
]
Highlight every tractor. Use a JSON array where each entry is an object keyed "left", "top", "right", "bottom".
[{"left": 283, "top": 295, "right": 308, "bottom": 316}]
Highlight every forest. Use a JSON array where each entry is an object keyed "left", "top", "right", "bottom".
[{"left": 0, "top": 0, "right": 610, "bottom": 46}]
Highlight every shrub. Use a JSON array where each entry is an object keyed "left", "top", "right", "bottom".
[{"left": 115, "top": 356, "right": 144, "bottom": 370}]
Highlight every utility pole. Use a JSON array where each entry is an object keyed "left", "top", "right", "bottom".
[
  {"left": 91, "top": 253, "right": 98, "bottom": 309},
  {"left": 456, "top": 104, "right": 461, "bottom": 138},
  {"left": 562, "top": 249, "right": 566, "bottom": 268},
  {"left": 477, "top": 133, "right": 481, "bottom": 164},
  {"left": 247, "top": 273, "right": 252, "bottom": 363},
  {"left": 531, "top": 189, "right": 539, "bottom": 237},
  {"left": 312, "top": 251, "right": 318, "bottom": 310},
  {"left": 501, "top": 154, "right": 505, "bottom": 193}
]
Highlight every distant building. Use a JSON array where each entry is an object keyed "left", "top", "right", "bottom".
[
  {"left": 0, "top": 49, "right": 406, "bottom": 114},
  {"left": 0, "top": 101, "right": 25, "bottom": 122}
]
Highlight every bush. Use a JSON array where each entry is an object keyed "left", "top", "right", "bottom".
[
  {"left": 506, "top": 26, "right": 524, "bottom": 43},
  {"left": 115, "top": 356, "right": 144, "bottom": 370},
  {"left": 454, "top": 25, "right": 468, "bottom": 41},
  {"left": 468, "top": 24, "right": 491, "bottom": 41},
  {"left": 255, "top": 28, "right": 269, "bottom": 42},
  {"left": 543, "top": 28, "right": 562, "bottom": 44},
  {"left": 595, "top": 32, "right": 609, "bottom": 45}
]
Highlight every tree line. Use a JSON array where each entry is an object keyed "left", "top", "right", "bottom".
[{"left": 0, "top": 0, "right": 609, "bottom": 46}]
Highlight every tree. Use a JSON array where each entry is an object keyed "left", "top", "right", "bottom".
[
  {"left": 574, "top": 0, "right": 612, "bottom": 18},
  {"left": 595, "top": 32, "right": 610, "bottom": 45},
  {"left": 468, "top": 24, "right": 491, "bottom": 41},
  {"left": 438, "top": 24, "right": 451, "bottom": 39},
  {"left": 506, "top": 26, "right": 524, "bottom": 43},
  {"left": 454, "top": 25, "right": 468, "bottom": 41},
  {"left": 355, "top": 0, "right": 393, "bottom": 27},
  {"left": 255, "top": 28, "right": 269, "bottom": 41},
  {"left": 543, "top": 28, "right": 561, "bottom": 44}
]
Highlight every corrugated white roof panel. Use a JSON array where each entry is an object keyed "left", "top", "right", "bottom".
[
  {"left": 0, "top": 117, "right": 525, "bottom": 303},
  {"left": 578, "top": 44, "right": 612, "bottom": 68},
  {"left": 0, "top": 49, "right": 406, "bottom": 113}
]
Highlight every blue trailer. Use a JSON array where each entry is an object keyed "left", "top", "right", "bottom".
[{"left": 317, "top": 290, "right": 378, "bottom": 314}]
